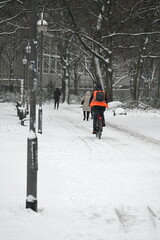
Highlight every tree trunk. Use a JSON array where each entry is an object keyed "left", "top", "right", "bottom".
[
  {"left": 62, "top": 78, "right": 65, "bottom": 103},
  {"left": 65, "top": 74, "right": 69, "bottom": 104},
  {"left": 158, "top": 80, "right": 160, "bottom": 99},
  {"left": 74, "top": 79, "right": 78, "bottom": 95},
  {"left": 105, "top": 36, "right": 113, "bottom": 102},
  {"left": 133, "top": 35, "right": 149, "bottom": 100},
  {"left": 93, "top": 56, "right": 104, "bottom": 90},
  {"left": 133, "top": 56, "right": 143, "bottom": 100},
  {"left": 157, "top": 63, "right": 160, "bottom": 99},
  {"left": 105, "top": 66, "right": 113, "bottom": 102}
]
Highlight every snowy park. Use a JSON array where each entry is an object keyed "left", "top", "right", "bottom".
[
  {"left": 1, "top": 102, "right": 160, "bottom": 240},
  {"left": 1, "top": 0, "right": 160, "bottom": 239}
]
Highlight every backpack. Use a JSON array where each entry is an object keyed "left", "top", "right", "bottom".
[{"left": 95, "top": 91, "right": 105, "bottom": 102}]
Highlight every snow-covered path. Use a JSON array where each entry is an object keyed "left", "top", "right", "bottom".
[{"left": 1, "top": 102, "right": 160, "bottom": 240}]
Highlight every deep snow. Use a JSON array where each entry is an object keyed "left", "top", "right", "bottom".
[{"left": 0, "top": 102, "right": 160, "bottom": 240}]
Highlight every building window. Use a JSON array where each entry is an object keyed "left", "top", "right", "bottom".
[{"left": 44, "top": 57, "right": 49, "bottom": 73}]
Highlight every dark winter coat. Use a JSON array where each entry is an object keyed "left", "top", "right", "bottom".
[{"left": 54, "top": 88, "right": 61, "bottom": 100}]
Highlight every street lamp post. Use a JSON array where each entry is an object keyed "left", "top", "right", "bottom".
[
  {"left": 22, "top": 56, "right": 27, "bottom": 107},
  {"left": 25, "top": 44, "right": 31, "bottom": 112},
  {"left": 26, "top": 0, "right": 38, "bottom": 212},
  {"left": 37, "top": 11, "right": 48, "bottom": 134}
]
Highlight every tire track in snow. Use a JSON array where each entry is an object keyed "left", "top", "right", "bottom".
[
  {"left": 107, "top": 122, "right": 160, "bottom": 146},
  {"left": 147, "top": 205, "right": 160, "bottom": 228}
]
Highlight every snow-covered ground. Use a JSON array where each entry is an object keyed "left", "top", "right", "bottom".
[{"left": 1, "top": 102, "right": 160, "bottom": 240}]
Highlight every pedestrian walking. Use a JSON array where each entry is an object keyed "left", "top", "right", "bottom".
[
  {"left": 54, "top": 88, "right": 61, "bottom": 109},
  {"left": 81, "top": 91, "right": 91, "bottom": 121}
]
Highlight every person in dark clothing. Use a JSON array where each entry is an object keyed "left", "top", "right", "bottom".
[
  {"left": 54, "top": 88, "right": 61, "bottom": 109},
  {"left": 90, "top": 84, "right": 108, "bottom": 134}
]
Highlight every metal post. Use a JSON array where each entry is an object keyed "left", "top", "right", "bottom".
[
  {"left": 22, "top": 56, "right": 27, "bottom": 108},
  {"left": 26, "top": 0, "right": 38, "bottom": 212},
  {"left": 26, "top": 46, "right": 31, "bottom": 113},
  {"left": 23, "top": 64, "right": 25, "bottom": 107},
  {"left": 38, "top": 31, "right": 43, "bottom": 134}
]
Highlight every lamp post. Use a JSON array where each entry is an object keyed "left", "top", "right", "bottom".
[
  {"left": 22, "top": 56, "right": 27, "bottom": 107},
  {"left": 26, "top": 0, "right": 38, "bottom": 212},
  {"left": 37, "top": 11, "right": 48, "bottom": 134},
  {"left": 25, "top": 44, "right": 31, "bottom": 112}
]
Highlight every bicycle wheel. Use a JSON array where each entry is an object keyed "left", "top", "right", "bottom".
[
  {"left": 98, "top": 118, "right": 103, "bottom": 139},
  {"left": 96, "top": 118, "right": 99, "bottom": 138},
  {"left": 96, "top": 118, "right": 103, "bottom": 139}
]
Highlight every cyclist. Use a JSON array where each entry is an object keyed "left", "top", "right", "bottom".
[{"left": 90, "top": 84, "right": 108, "bottom": 134}]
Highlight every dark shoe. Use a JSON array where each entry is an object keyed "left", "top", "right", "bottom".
[
  {"left": 103, "top": 122, "right": 106, "bottom": 127},
  {"left": 92, "top": 129, "right": 96, "bottom": 134},
  {"left": 83, "top": 118, "right": 85, "bottom": 121}
]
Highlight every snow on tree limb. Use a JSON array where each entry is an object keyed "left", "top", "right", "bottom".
[
  {"left": 0, "top": 26, "right": 29, "bottom": 36},
  {"left": 0, "top": 10, "right": 24, "bottom": 25},
  {"left": 102, "top": 31, "right": 160, "bottom": 39}
]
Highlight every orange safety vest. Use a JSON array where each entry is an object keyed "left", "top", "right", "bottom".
[{"left": 90, "top": 90, "right": 108, "bottom": 108}]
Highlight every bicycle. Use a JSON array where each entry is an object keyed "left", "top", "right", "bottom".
[{"left": 96, "top": 113, "right": 103, "bottom": 139}]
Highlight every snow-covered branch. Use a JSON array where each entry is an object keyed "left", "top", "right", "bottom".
[
  {"left": 80, "top": 34, "right": 111, "bottom": 55},
  {"left": 113, "top": 75, "right": 129, "bottom": 88},
  {"left": 0, "top": 0, "right": 12, "bottom": 9},
  {"left": 44, "top": 58, "right": 62, "bottom": 79},
  {"left": 117, "top": 45, "right": 139, "bottom": 49},
  {"left": 116, "top": 2, "right": 130, "bottom": 12},
  {"left": 113, "top": 58, "right": 134, "bottom": 70},
  {"left": 44, "top": 47, "right": 64, "bottom": 69},
  {"left": 0, "top": 11, "right": 24, "bottom": 25},
  {"left": 0, "top": 26, "right": 29, "bottom": 36},
  {"left": 81, "top": 62, "right": 95, "bottom": 82},
  {"left": 141, "top": 54, "right": 160, "bottom": 59},
  {"left": 102, "top": 31, "right": 160, "bottom": 39}
]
